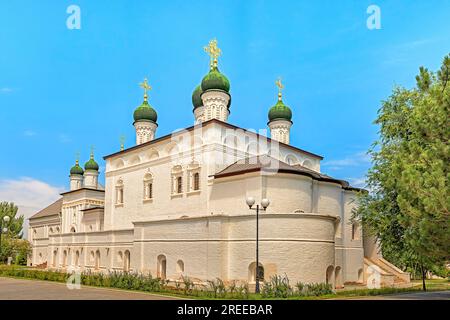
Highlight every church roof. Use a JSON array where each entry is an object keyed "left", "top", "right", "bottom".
[
  {"left": 60, "top": 187, "right": 105, "bottom": 196},
  {"left": 29, "top": 198, "right": 63, "bottom": 220},
  {"left": 213, "top": 155, "right": 363, "bottom": 191},
  {"left": 103, "top": 119, "right": 323, "bottom": 160}
]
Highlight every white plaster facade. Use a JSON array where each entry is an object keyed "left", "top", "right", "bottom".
[{"left": 29, "top": 74, "right": 409, "bottom": 288}]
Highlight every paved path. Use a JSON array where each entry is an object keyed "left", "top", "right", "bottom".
[
  {"left": 337, "top": 290, "right": 450, "bottom": 300},
  {"left": 0, "top": 277, "right": 181, "bottom": 300}
]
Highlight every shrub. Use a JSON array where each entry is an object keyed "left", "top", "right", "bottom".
[{"left": 262, "top": 274, "right": 293, "bottom": 298}]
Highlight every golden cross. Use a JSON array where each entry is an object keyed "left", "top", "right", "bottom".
[
  {"left": 75, "top": 151, "right": 80, "bottom": 164},
  {"left": 204, "top": 39, "right": 221, "bottom": 68},
  {"left": 139, "top": 78, "right": 152, "bottom": 100},
  {"left": 275, "top": 77, "right": 284, "bottom": 100},
  {"left": 90, "top": 145, "right": 95, "bottom": 158}
]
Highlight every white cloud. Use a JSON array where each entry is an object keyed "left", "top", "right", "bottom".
[
  {"left": 0, "top": 87, "right": 13, "bottom": 93},
  {"left": 0, "top": 177, "right": 65, "bottom": 238},
  {"left": 347, "top": 177, "right": 367, "bottom": 188},
  {"left": 23, "top": 130, "right": 36, "bottom": 137},
  {"left": 322, "top": 151, "right": 371, "bottom": 170},
  {"left": 58, "top": 134, "right": 71, "bottom": 143}
]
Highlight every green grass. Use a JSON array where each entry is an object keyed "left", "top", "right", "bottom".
[{"left": 0, "top": 265, "right": 448, "bottom": 300}]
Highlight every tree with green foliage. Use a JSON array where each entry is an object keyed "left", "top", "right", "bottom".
[
  {"left": 354, "top": 54, "right": 450, "bottom": 291},
  {"left": 0, "top": 202, "right": 28, "bottom": 264}
]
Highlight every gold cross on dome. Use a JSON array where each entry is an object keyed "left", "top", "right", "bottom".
[
  {"left": 139, "top": 78, "right": 152, "bottom": 100},
  {"left": 75, "top": 151, "right": 80, "bottom": 164},
  {"left": 275, "top": 77, "right": 284, "bottom": 93},
  {"left": 204, "top": 38, "right": 222, "bottom": 68},
  {"left": 275, "top": 77, "right": 284, "bottom": 100}
]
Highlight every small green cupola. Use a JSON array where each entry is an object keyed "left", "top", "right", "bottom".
[
  {"left": 201, "top": 66, "right": 230, "bottom": 93},
  {"left": 267, "top": 78, "right": 293, "bottom": 145},
  {"left": 84, "top": 149, "right": 99, "bottom": 171},
  {"left": 268, "top": 78, "right": 292, "bottom": 123},
  {"left": 192, "top": 85, "right": 203, "bottom": 109},
  {"left": 70, "top": 159, "right": 84, "bottom": 175},
  {"left": 133, "top": 78, "right": 158, "bottom": 123},
  {"left": 201, "top": 39, "right": 230, "bottom": 93}
]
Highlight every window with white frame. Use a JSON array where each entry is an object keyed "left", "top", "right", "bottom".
[
  {"left": 171, "top": 165, "right": 183, "bottom": 195},
  {"left": 115, "top": 179, "right": 124, "bottom": 205},
  {"left": 143, "top": 172, "right": 153, "bottom": 201},
  {"left": 187, "top": 162, "right": 201, "bottom": 192}
]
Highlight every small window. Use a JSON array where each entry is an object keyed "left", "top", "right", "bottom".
[
  {"left": 352, "top": 222, "right": 360, "bottom": 240},
  {"left": 193, "top": 172, "right": 200, "bottom": 191},
  {"left": 176, "top": 176, "right": 183, "bottom": 194},
  {"left": 116, "top": 179, "right": 124, "bottom": 204},
  {"left": 176, "top": 260, "right": 185, "bottom": 273},
  {"left": 143, "top": 173, "right": 153, "bottom": 200}
]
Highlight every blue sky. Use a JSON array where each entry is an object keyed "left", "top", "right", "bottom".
[{"left": 0, "top": 1, "right": 449, "bottom": 220}]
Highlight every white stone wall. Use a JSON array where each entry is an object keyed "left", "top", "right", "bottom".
[
  {"left": 134, "top": 121, "right": 157, "bottom": 145},
  {"left": 268, "top": 119, "right": 292, "bottom": 145}
]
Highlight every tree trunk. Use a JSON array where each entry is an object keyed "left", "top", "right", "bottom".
[{"left": 421, "top": 264, "right": 427, "bottom": 291}]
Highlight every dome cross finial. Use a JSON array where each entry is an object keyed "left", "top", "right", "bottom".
[
  {"left": 139, "top": 77, "right": 152, "bottom": 102},
  {"left": 275, "top": 77, "right": 284, "bottom": 101},
  {"left": 90, "top": 145, "right": 95, "bottom": 159},
  {"left": 204, "top": 38, "right": 222, "bottom": 69},
  {"left": 75, "top": 151, "right": 80, "bottom": 165}
]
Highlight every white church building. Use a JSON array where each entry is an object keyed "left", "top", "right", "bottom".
[{"left": 28, "top": 40, "right": 409, "bottom": 289}]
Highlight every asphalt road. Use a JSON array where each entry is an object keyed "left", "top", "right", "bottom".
[
  {"left": 337, "top": 290, "right": 450, "bottom": 300},
  {"left": 1, "top": 276, "right": 448, "bottom": 300},
  {"left": 0, "top": 277, "right": 181, "bottom": 300}
]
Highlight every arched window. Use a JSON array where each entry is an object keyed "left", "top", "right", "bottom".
[
  {"left": 62, "top": 250, "right": 68, "bottom": 267},
  {"left": 70, "top": 226, "right": 76, "bottom": 233},
  {"left": 124, "top": 250, "right": 130, "bottom": 272},
  {"left": 193, "top": 172, "right": 200, "bottom": 191},
  {"left": 176, "top": 260, "right": 184, "bottom": 273},
  {"left": 116, "top": 179, "right": 124, "bottom": 205},
  {"left": 143, "top": 173, "right": 153, "bottom": 200},
  {"left": 52, "top": 250, "right": 57, "bottom": 267},
  {"left": 176, "top": 176, "right": 182, "bottom": 193},
  {"left": 157, "top": 254, "right": 167, "bottom": 279},
  {"left": 352, "top": 222, "right": 360, "bottom": 240},
  {"left": 171, "top": 166, "right": 183, "bottom": 195},
  {"left": 358, "top": 268, "right": 364, "bottom": 283},
  {"left": 95, "top": 250, "right": 101, "bottom": 270},
  {"left": 187, "top": 161, "right": 201, "bottom": 192},
  {"left": 75, "top": 251, "right": 80, "bottom": 267},
  {"left": 49, "top": 227, "right": 54, "bottom": 234},
  {"left": 248, "top": 262, "right": 264, "bottom": 283},
  {"left": 326, "top": 265, "right": 334, "bottom": 285},
  {"left": 335, "top": 266, "right": 342, "bottom": 289},
  {"left": 117, "top": 251, "right": 123, "bottom": 263}
]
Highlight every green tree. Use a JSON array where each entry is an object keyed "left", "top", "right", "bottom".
[
  {"left": 0, "top": 202, "right": 26, "bottom": 263},
  {"left": 354, "top": 54, "right": 450, "bottom": 291}
]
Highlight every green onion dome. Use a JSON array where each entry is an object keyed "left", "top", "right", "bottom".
[
  {"left": 192, "top": 85, "right": 203, "bottom": 109},
  {"left": 268, "top": 97, "right": 292, "bottom": 122},
  {"left": 201, "top": 66, "right": 230, "bottom": 93},
  {"left": 84, "top": 154, "right": 99, "bottom": 171},
  {"left": 70, "top": 161, "right": 84, "bottom": 175},
  {"left": 133, "top": 100, "right": 157, "bottom": 123}
]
